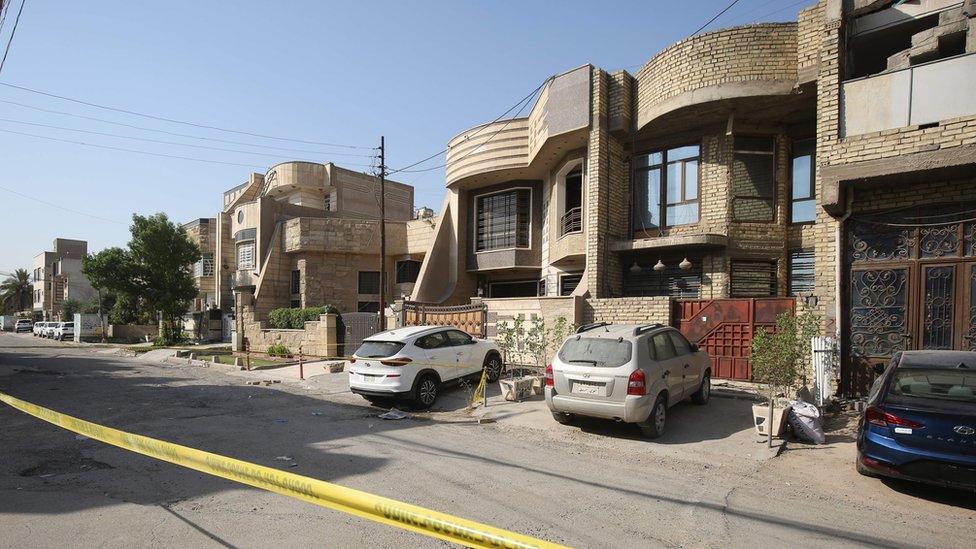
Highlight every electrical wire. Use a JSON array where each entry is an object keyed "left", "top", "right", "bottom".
[
  {"left": 387, "top": 75, "right": 554, "bottom": 175},
  {"left": 748, "top": 0, "right": 811, "bottom": 24},
  {"left": 0, "top": 0, "right": 25, "bottom": 75},
  {"left": 691, "top": 0, "right": 743, "bottom": 36},
  {"left": 0, "top": 116, "right": 375, "bottom": 167},
  {"left": 0, "top": 127, "right": 270, "bottom": 169},
  {"left": 0, "top": 184, "right": 125, "bottom": 225},
  {"left": 0, "top": 98, "right": 377, "bottom": 158},
  {"left": 0, "top": 80, "right": 376, "bottom": 149}
]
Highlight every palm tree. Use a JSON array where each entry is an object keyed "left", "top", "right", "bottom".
[{"left": 1, "top": 268, "right": 33, "bottom": 314}]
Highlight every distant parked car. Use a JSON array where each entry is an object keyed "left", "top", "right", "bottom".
[
  {"left": 14, "top": 319, "right": 33, "bottom": 333},
  {"left": 53, "top": 322, "right": 74, "bottom": 341},
  {"left": 348, "top": 325, "right": 504, "bottom": 409},
  {"left": 42, "top": 322, "right": 58, "bottom": 338},
  {"left": 32, "top": 321, "right": 47, "bottom": 337},
  {"left": 546, "top": 323, "right": 712, "bottom": 438},
  {"left": 856, "top": 350, "right": 976, "bottom": 492}
]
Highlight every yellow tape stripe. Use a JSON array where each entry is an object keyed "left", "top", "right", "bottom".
[{"left": 0, "top": 391, "right": 568, "bottom": 549}]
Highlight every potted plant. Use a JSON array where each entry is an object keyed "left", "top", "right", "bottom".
[
  {"left": 494, "top": 315, "right": 575, "bottom": 401},
  {"left": 750, "top": 308, "right": 820, "bottom": 446}
]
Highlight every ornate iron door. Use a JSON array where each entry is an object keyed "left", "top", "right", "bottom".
[{"left": 963, "top": 263, "right": 976, "bottom": 351}]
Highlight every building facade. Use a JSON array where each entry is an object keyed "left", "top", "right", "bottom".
[
  {"left": 217, "top": 161, "right": 436, "bottom": 343},
  {"left": 31, "top": 238, "right": 96, "bottom": 320},
  {"left": 411, "top": 0, "right": 976, "bottom": 394}
]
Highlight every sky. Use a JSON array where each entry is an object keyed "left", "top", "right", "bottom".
[{"left": 0, "top": 0, "right": 812, "bottom": 275}]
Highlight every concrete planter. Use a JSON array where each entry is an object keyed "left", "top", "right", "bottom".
[
  {"left": 498, "top": 377, "right": 535, "bottom": 402},
  {"left": 752, "top": 402, "right": 791, "bottom": 438}
]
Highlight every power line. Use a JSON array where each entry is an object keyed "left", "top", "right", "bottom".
[
  {"left": 0, "top": 79, "right": 376, "bottom": 149},
  {"left": 0, "top": 98, "right": 377, "bottom": 158},
  {"left": 691, "top": 0, "right": 743, "bottom": 36},
  {"left": 388, "top": 75, "right": 554, "bottom": 175},
  {"left": 0, "top": 0, "right": 25, "bottom": 75},
  {"left": 0, "top": 117, "right": 377, "bottom": 168},
  {"left": 0, "top": 184, "right": 125, "bottom": 225},
  {"left": 0, "top": 127, "right": 270, "bottom": 169},
  {"left": 748, "top": 0, "right": 811, "bottom": 23}
]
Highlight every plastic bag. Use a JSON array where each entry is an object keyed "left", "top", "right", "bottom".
[{"left": 787, "top": 400, "right": 826, "bottom": 444}]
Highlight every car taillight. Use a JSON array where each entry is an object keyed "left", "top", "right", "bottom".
[
  {"left": 380, "top": 357, "right": 412, "bottom": 366},
  {"left": 545, "top": 364, "right": 554, "bottom": 387},
  {"left": 627, "top": 369, "right": 646, "bottom": 396},
  {"left": 865, "top": 406, "right": 924, "bottom": 429}
]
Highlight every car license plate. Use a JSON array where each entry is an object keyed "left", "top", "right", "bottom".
[{"left": 573, "top": 382, "right": 601, "bottom": 395}]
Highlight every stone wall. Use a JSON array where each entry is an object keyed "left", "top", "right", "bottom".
[
  {"left": 485, "top": 296, "right": 581, "bottom": 337},
  {"left": 109, "top": 324, "right": 158, "bottom": 342},
  {"left": 240, "top": 311, "right": 339, "bottom": 357},
  {"left": 582, "top": 297, "right": 672, "bottom": 325}
]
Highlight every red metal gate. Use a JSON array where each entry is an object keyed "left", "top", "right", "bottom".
[{"left": 672, "top": 298, "right": 795, "bottom": 381}]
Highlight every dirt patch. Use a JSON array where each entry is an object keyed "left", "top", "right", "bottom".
[{"left": 20, "top": 457, "right": 113, "bottom": 477}]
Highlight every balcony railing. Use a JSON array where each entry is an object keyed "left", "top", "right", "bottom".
[
  {"left": 231, "top": 270, "right": 256, "bottom": 290},
  {"left": 560, "top": 207, "right": 582, "bottom": 236}
]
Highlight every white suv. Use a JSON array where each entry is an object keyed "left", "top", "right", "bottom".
[
  {"left": 349, "top": 325, "right": 504, "bottom": 409},
  {"left": 53, "top": 322, "right": 74, "bottom": 341},
  {"left": 546, "top": 323, "right": 712, "bottom": 438}
]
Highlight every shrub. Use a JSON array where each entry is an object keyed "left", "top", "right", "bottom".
[
  {"left": 152, "top": 336, "right": 172, "bottom": 347},
  {"left": 267, "top": 305, "right": 341, "bottom": 329},
  {"left": 267, "top": 343, "right": 291, "bottom": 357}
]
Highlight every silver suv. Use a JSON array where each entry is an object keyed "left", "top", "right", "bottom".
[{"left": 545, "top": 323, "right": 712, "bottom": 438}]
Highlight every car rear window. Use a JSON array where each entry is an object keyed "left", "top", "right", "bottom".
[
  {"left": 355, "top": 341, "right": 405, "bottom": 358},
  {"left": 558, "top": 338, "right": 632, "bottom": 368},
  {"left": 889, "top": 369, "right": 976, "bottom": 404}
]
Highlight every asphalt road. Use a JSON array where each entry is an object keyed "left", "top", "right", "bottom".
[{"left": 1, "top": 333, "right": 972, "bottom": 548}]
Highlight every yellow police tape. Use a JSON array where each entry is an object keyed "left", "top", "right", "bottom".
[{"left": 0, "top": 391, "right": 568, "bottom": 549}]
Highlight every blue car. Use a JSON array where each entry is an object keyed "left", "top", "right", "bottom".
[{"left": 857, "top": 350, "right": 976, "bottom": 492}]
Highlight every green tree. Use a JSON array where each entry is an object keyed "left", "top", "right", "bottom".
[
  {"left": 126, "top": 214, "right": 201, "bottom": 341},
  {"left": 82, "top": 247, "right": 130, "bottom": 341},
  {"left": 59, "top": 298, "right": 84, "bottom": 321},
  {"left": 0, "top": 268, "right": 32, "bottom": 313}
]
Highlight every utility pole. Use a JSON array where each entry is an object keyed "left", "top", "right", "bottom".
[{"left": 377, "top": 136, "right": 386, "bottom": 331}]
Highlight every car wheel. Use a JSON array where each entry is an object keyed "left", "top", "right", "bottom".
[
  {"left": 639, "top": 395, "right": 667, "bottom": 439},
  {"left": 483, "top": 354, "right": 504, "bottom": 383},
  {"left": 691, "top": 371, "right": 710, "bottom": 405},
  {"left": 413, "top": 373, "right": 439, "bottom": 410},
  {"left": 551, "top": 411, "right": 574, "bottom": 424}
]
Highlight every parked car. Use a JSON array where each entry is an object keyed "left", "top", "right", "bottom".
[
  {"left": 32, "top": 321, "right": 47, "bottom": 337},
  {"left": 53, "top": 322, "right": 74, "bottom": 341},
  {"left": 856, "top": 350, "right": 976, "bottom": 491},
  {"left": 348, "top": 325, "right": 504, "bottom": 409},
  {"left": 42, "top": 322, "right": 58, "bottom": 338},
  {"left": 14, "top": 319, "right": 33, "bottom": 333},
  {"left": 545, "top": 323, "right": 712, "bottom": 438}
]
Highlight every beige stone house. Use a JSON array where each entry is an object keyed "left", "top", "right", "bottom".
[
  {"left": 215, "top": 161, "right": 435, "bottom": 341},
  {"left": 411, "top": 0, "right": 976, "bottom": 394},
  {"left": 31, "top": 238, "right": 96, "bottom": 320}
]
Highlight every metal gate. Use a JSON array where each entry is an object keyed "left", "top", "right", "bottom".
[
  {"left": 398, "top": 301, "right": 487, "bottom": 338},
  {"left": 672, "top": 298, "right": 795, "bottom": 381},
  {"left": 342, "top": 312, "right": 380, "bottom": 356}
]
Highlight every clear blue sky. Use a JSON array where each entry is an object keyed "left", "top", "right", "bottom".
[{"left": 0, "top": 0, "right": 812, "bottom": 275}]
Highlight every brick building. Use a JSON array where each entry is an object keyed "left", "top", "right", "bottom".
[
  {"left": 31, "top": 238, "right": 96, "bottom": 321},
  {"left": 216, "top": 161, "right": 436, "bottom": 344},
  {"left": 411, "top": 0, "right": 976, "bottom": 394}
]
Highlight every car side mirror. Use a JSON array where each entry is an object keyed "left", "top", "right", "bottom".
[
  {"left": 689, "top": 343, "right": 699, "bottom": 353},
  {"left": 872, "top": 363, "right": 885, "bottom": 375}
]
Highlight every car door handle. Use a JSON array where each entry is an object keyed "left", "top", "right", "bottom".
[
  {"left": 663, "top": 370, "right": 670, "bottom": 378},
  {"left": 683, "top": 364, "right": 690, "bottom": 369}
]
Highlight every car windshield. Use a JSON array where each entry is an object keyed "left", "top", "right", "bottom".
[
  {"left": 889, "top": 369, "right": 976, "bottom": 404},
  {"left": 558, "top": 337, "right": 632, "bottom": 368},
  {"left": 355, "top": 341, "right": 405, "bottom": 358}
]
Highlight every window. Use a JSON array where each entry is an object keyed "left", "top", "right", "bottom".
[
  {"left": 487, "top": 280, "right": 539, "bottom": 298},
  {"left": 557, "top": 338, "right": 632, "bottom": 368},
  {"left": 475, "top": 189, "right": 531, "bottom": 251},
  {"left": 730, "top": 261, "right": 777, "bottom": 297},
  {"left": 791, "top": 139, "right": 816, "bottom": 224},
  {"left": 650, "top": 332, "right": 676, "bottom": 361},
  {"left": 789, "top": 250, "right": 815, "bottom": 296},
  {"left": 290, "top": 270, "right": 301, "bottom": 294},
  {"left": 358, "top": 271, "right": 380, "bottom": 294},
  {"left": 237, "top": 243, "right": 255, "bottom": 270},
  {"left": 559, "top": 274, "right": 582, "bottom": 296},
  {"left": 194, "top": 253, "right": 214, "bottom": 278},
  {"left": 445, "top": 330, "right": 473, "bottom": 346},
  {"left": 415, "top": 331, "right": 448, "bottom": 350},
  {"left": 633, "top": 145, "right": 700, "bottom": 231},
  {"left": 732, "top": 137, "right": 776, "bottom": 222},
  {"left": 355, "top": 341, "right": 405, "bottom": 358},
  {"left": 668, "top": 331, "right": 693, "bottom": 356},
  {"left": 561, "top": 166, "right": 583, "bottom": 236},
  {"left": 538, "top": 279, "right": 547, "bottom": 297},
  {"left": 290, "top": 299, "right": 300, "bottom": 308},
  {"left": 623, "top": 256, "right": 702, "bottom": 299},
  {"left": 357, "top": 301, "right": 380, "bottom": 313},
  {"left": 395, "top": 260, "right": 421, "bottom": 284}
]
